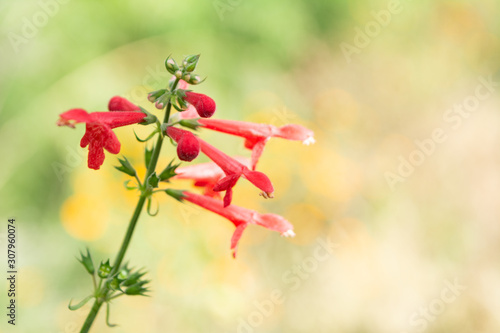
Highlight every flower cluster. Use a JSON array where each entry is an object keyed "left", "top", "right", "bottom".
[{"left": 57, "top": 54, "right": 315, "bottom": 257}]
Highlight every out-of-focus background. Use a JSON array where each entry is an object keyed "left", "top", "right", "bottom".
[{"left": 1, "top": 0, "right": 500, "bottom": 332}]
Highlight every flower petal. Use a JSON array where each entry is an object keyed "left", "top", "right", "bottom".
[
  {"left": 274, "top": 124, "right": 315, "bottom": 144},
  {"left": 108, "top": 96, "right": 141, "bottom": 111},
  {"left": 57, "top": 109, "right": 91, "bottom": 128},
  {"left": 249, "top": 139, "right": 267, "bottom": 170},
  {"left": 254, "top": 213, "right": 294, "bottom": 235},
  {"left": 92, "top": 112, "right": 146, "bottom": 128},
  {"left": 230, "top": 223, "right": 248, "bottom": 258},
  {"left": 184, "top": 92, "right": 216, "bottom": 118},
  {"left": 242, "top": 169, "right": 274, "bottom": 197}
]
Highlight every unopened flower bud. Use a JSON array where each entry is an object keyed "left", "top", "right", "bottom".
[
  {"left": 183, "top": 54, "right": 200, "bottom": 72},
  {"left": 188, "top": 75, "right": 202, "bottom": 85},
  {"left": 175, "top": 70, "right": 183, "bottom": 79},
  {"left": 165, "top": 56, "right": 180, "bottom": 75},
  {"left": 183, "top": 92, "right": 216, "bottom": 118},
  {"left": 98, "top": 260, "right": 112, "bottom": 279},
  {"left": 148, "top": 89, "right": 166, "bottom": 103},
  {"left": 166, "top": 126, "right": 200, "bottom": 162}
]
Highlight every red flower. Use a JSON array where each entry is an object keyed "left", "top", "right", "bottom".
[
  {"left": 173, "top": 157, "right": 250, "bottom": 197},
  {"left": 166, "top": 126, "right": 200, "bottom": 162},
  {"left": 198, "top": 119, "right": 315, "bottom": 169},
  {"left": 183, "top": 92, "right": 216, "bottom": 118},
  {"left": 180, "top": 191, "right": 294, "bottom": 257},
  {"left": 108, "top": 96, "right": 141, "bottom": 111},
  {"left": 57, "top": 105, "right": 147, "bottom": 170},
  {"left": 198, "top": 138, "right": 274, "bottom": 207}
]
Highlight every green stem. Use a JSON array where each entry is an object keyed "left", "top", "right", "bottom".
[
  {"left": 80, "top": 298, "right": 104, "bottom": 333},
  {"left": 78, "top": 78, "right": 181, "bottom": 333}
]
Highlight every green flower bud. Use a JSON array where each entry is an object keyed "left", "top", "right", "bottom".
[
  {"left": 107, "top": 277, "right": 122, "bottom": 291},
  {"left": 187, "top": 75, "right": 203, "bottom": 85},
  {"left": 183, "top": 54, "right": 200, "bottom": 72},
  {"left": 164, "top": 56, "right": 179, "bottom": 75},
  {"left": 148, "top": 89, "right": 166, "bottom": 103},
  {"left": 98, "top": 260, "right": 112, "bottom": 279}
]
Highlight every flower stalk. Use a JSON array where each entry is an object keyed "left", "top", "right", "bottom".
[{"left": 78, "top": 79, "right": 181, "bottom": 333}]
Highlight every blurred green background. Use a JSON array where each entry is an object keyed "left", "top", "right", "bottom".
[{"left": 1, "top": 0, "right": 500, "bottom": 332}]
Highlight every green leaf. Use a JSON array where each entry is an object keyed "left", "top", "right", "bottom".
[
  {"left": 114, "top": 156, "right": 136, "bottom": 177},
  {"left": 68, "top": 295, "right": 94, "bottom": 311}
]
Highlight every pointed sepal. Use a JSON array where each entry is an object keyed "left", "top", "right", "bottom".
[
  {"left": 159, "top": 159, "right": 180, "bottom": 182},
  {"left": 77, "top": 248, "right": 95, "bottom": 275},
  {"left": 179, "top": 118, "right": 201, "bottom": 130},
  {"left": 165, "top": 189, "right": 186, "bottom": 202},
  {"left": 115, "top": 156, "right": 136, "bottom": 177}
]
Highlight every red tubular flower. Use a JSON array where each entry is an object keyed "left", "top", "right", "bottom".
[
  {"left": 198, "top": 119, "right": 315, "bottom": 170},
  {"left": 57, "top": 108, "right": 147, "bottom": 170},
  {"left": 181, "top": 191, "right": 294, "bottom": 257},
  {"left": 166, "top": 126, "right": 200, "bottom": 162},
  {"left": 174, "top": 157, "right": 250, "bottom": 197},
  {"left": 197, "top": 138, "right": 274, "bottom": 207},
  {"left": 108, "top": 96, "right": 141, "bottom": 111},
  {"left": 183, "top": 91, "right": 216, "bottom": 118}
]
